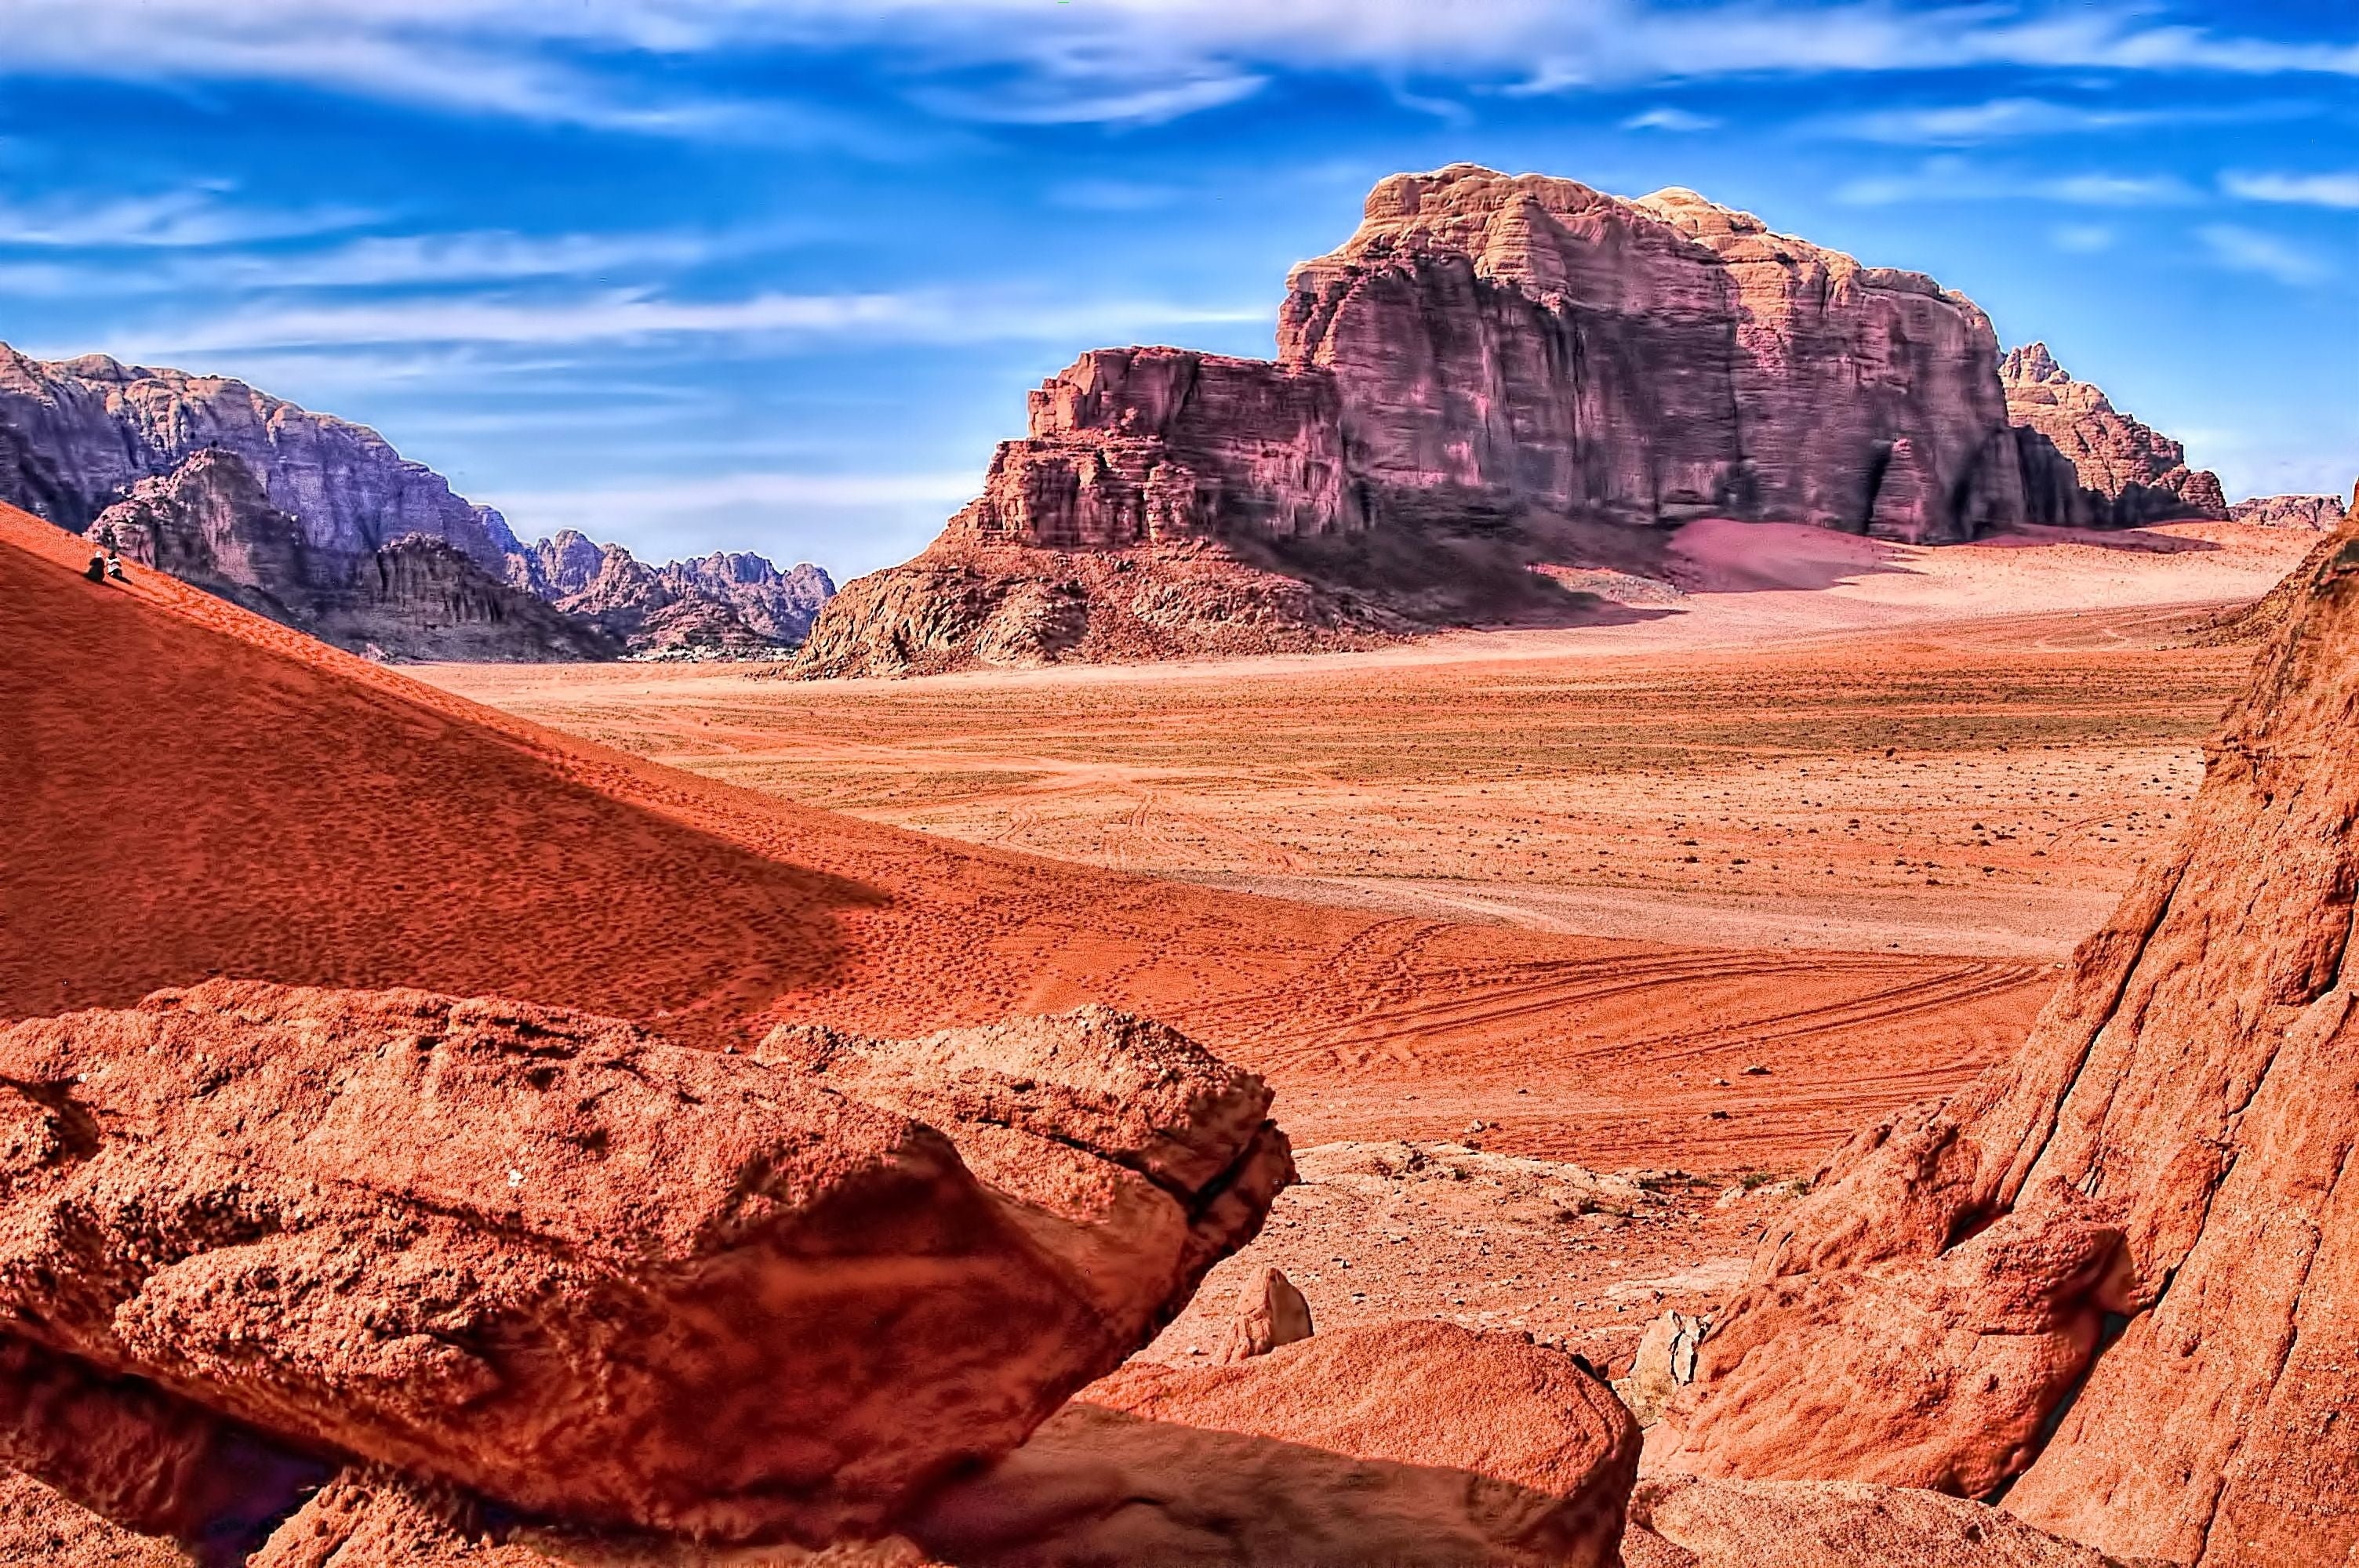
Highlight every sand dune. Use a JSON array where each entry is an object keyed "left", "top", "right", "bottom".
[{"left": 1, "top": 499, "right": 2050, "bottom": 1181}]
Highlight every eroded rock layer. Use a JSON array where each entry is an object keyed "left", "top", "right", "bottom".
[{"left": 1662, "top": 502, "right": 2359, "bottom": 1566}]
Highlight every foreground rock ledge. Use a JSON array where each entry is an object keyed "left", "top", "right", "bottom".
[
  {"left": 0, "top": 982, "right": 1289, "bottom": 1546},
  {"left": 1662, "top": 503, "right": 2359, "bottom": 1565}
]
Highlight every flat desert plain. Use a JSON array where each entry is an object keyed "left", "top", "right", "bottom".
[{"left": 423, "top": 518, "right": 2313, "bottom": 1369}]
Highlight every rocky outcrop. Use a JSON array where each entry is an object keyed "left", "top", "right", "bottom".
[
  {"left": 800, "top": 163, "right": 2050, "bottom": 677},
  {"left": 1660, "top": 505, "right": 2359, "bottom": 1565},
  {"left": 91, "top": 451, "right": 617, "bottom": 662},
  {"left": 510, "top": 529, "right": 834, "bottom": 655},
  {"left": 0, "top": 981, "right": 1289, "bottom": 1547},
  {"left": 2003, "top": 343, "right": 2226, "bottom": 527},
  {"left": 1279, "top": 172, "right": 2024, "bottom": 541},
  {"left": 2230, "top": 491, "right": 2346, "bottom": 530}
]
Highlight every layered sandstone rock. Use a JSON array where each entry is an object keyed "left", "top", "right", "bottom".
[
  {"left": 2002, "top": 343, "right": 2226, "bottom": 527},
  {"left": 91, "top": 451, "right": 617, "bottom": 662},
  {"left": 2230, "top": 491, "right": 2346, "bottom": 530},
  {"left": 907, "top": 1320, "right": 1640, "bottom": 1566},
  {"left": 1663, "top": 506, "right": 2359, "bottom": 1565},
  {"left": 801, "top": 163, "right": 2048, "bottom": 676},
  {"left": 1279, "top": 170, "right": 2023, "bottom": 540},
  {"left": 0, "top": 982, "right": 1288, "bottom": 1545}
]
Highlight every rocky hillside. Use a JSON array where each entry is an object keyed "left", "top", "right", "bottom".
[
  {"left": 2001, "top": 342, "right": 2226, "bottom": 526},
  {"left": 93, "top": 450, "right": 617, "bottom": 661},
  {"left": 0, "top": 343, "right": 831, "bottom": 658},
  {"left": 805, "top": 164, "right": 2234, "bottom": 679}
]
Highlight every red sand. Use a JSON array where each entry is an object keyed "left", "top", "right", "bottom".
[{"left": 0, "top": 499, "right": 2055, "bottom": 1176}]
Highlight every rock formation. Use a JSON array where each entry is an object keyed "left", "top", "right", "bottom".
[
  {"left": 1622, "top": 1477, "right": 2141, "bottom": 1568},
  {"left": 0, "top": 981, "right": 1289, "bottom": 1551},
  {"left": 1660, "top": 500, "right": 2359, "bottom": 1565},
  {"left": 0, "top": 343, "right": 833, "bottom": 659},
  {"left": 2230, "top": 491, "right": 2347, "bottom": 530},
  {"left": 800, "top": 164, "right": 2059, "bottom": 676},
  {"left": 2002, "top": 343, "right": 2226, "bottom": 527},
  {"left": 92, "top": 451, "right": 617, "bottom": 662},
  {"left": 509, "top": 530, "right": 834, "bottom": 655}
]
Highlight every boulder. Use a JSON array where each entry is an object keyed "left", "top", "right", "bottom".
[
  {"left": 0, "top": 982, "right": 1288, "bottom": 1544},
  {"left": 905, "top": 1320, "right": 1640, "bottom": 1566},
  {"left": 1215, "top": 1266, "right": 1313, "bottom": 1363},
  {"left": 1663, "top": 512, "right": 2359, "bottom": 1564}
]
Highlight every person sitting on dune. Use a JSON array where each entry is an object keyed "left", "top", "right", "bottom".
[{"left": 85, "top": 550, "right": 107, "bottom": 583}]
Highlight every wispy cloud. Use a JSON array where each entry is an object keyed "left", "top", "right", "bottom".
[
  {"left": 2051, "top": 223, "right": 2114, "bottom": 253},
  {"left": 0, "top": 1, "right": 2351, "bottom": 134},
  {"left": 2223, "top": 171, "right": 2359, "bottom": 210},
  {"left": 0, "top": 187, "right": 371, "bottom": 249},
  {"left": 2199, "top": 224, "right": 2333, "bottom": 285},
  {"left": 1835, "top": 157, "right": 2198, "bottom": 207},
  {"left": 1622, "top": 106, "right": 1721, "bottom": 132},
  {"left": 67, "top": 287, "right": 1267, "bottom": 357}
]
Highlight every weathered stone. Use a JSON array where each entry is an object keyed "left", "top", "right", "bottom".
[
  {"left": 0, "top": 982, "right": 1286, "bottom": 1544},
  {"left": 1622, "top": 1476, "right": 2149, "bottom": 1568},
  {"left": 89, "top": 451, "right": 618, "bottom": 662},
  {"left": 1616, "top": 1308, "right": 1706, "bottom": 1426},
  {"left": 2229, "top": 492, "right": 2347, "bottom": 531}
]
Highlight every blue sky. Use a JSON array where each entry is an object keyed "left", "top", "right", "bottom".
[{"left": 0, "top": 1, "right": 2352, "bottom": 578}]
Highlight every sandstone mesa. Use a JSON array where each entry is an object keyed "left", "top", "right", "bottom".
[{"left": 799, "top": 165, "right": 2231, "bottom": 677}]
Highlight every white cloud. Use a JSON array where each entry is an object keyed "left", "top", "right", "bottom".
[
  {"left": 2051, "top": 223, "right": 2114, "bottom": 252},
  {"left": 1835, "top": 158, "right": 2197, "bottom": 208},
  {"left": 0, "top": 1, "right": 2350, "bottom": 133},
  {"left": 63, "top": 287, "right": 1267, "bottom": 355},
  {"left": 0, "top": 187, "right": 371, "bottom": 249},
  {"left": 2223, "top": 171, "right": 2359, "bottom": 210},
  {"left": 2199, "top": 224, "right": 2333, "bottom": 285},
  {"left": 1622, "top": 106, "right": 1721, "bottom": 132},
  {"left": 2044, "top": 172, "right": 2197, "bottom": 205}
]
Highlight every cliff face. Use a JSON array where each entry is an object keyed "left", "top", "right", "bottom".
[
  {"left": 2230, "top": 492, "right": 2347, "bottom": 531},
  {"left": 2002, "top": 343, "right": 2226, "bottom": 526},
  {"left": 93, "top": 451, "right": 616, "bottom": 662},
  {"left": 803, "top": 164, "right": 2066, "bottom": 677},
  {"left": 1277, "top": 171, "right": 2024, "bottom": 541}
]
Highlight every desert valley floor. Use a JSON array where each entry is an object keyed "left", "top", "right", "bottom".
[{"left": 413, "top": 517, "right": 2315, "bottom": 1377}]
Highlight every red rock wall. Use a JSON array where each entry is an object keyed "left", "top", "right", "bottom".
[{"left": 1279, "top": 169, "right": 2025, "bottom": 542}]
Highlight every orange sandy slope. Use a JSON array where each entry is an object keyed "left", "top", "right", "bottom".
[{"left": 0, "top": 503, "right": 2047, "bottom": 1171}]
